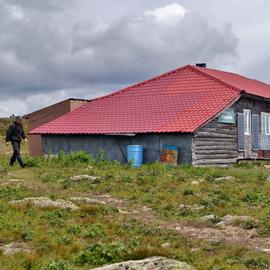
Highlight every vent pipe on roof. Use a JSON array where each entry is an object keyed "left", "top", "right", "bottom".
[{"left": 196, "top": 63, "right": 207, "bottom": 68}]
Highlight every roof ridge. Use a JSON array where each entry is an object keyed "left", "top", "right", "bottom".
[
  {"left": 90, "top": 65, "right": 191, "bottom": 102},
  {"left": 190, "top": 65, "right": 244, "bottom": 94}
]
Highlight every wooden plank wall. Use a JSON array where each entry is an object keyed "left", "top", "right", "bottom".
[{"left": 192, "top": 119, "right": 238, "bottom": 166}]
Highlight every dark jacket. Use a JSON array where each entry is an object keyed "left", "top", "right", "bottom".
[{"left": 6, "top": 122, "right": 26, "bottom": 142}]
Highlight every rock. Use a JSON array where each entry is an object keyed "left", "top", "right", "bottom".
[
  {"left": 70, "top": 195, "right": 124, "bottom": 206},
  {"left": 70, "top": 175, "right": 100, "bottom": 182},
  {"left": 199, "top": 214, "right": 218, "bottom": 222},
  {"left": 180, "top": 204, "right": 205, "bottom": 211},
  {"left": 92, "top": 257, "right": 195, "bottom": 270},
  {"left": 1, "top": 179, "right": 25, "bottom": 186},
  {"left": 217, "top": 215, "right": 257, "bottom": 227},
  {"left": 267, "top": 176, "right": 270, "bottom": 181},
  {"left": 0, "top": 242, "right": 31, "bottom": 255},
  {"left": 264, "top": 165, "right": 270, "bottom": 169},
  {"left": 118, "top": 208, "right": 130, "bottom": 214},
  {"left": 9, "top": 197, "right": 79, "bottom": 211},
  {"left": 191, "top": 248, "right": 200, "bottom": 252},
  {"left": 214, "top": 176, "right": 235, "bottom": 181},
  {"left": 161, "top": 242, "right": 171, "bottom": 248},
  {"left": 142, "top": 206, "right": 152, "bottom": 212},
  {"left": 191, "top": 181, "right": 199, "bottom": 185},
  {"left": 70, "top": 197, "right": 106, "bottom": 205},
  {"left": 7, "top": 179, "right": 24, "bottom": 183}
]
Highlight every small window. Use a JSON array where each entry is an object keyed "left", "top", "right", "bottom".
[
  {"left": 264, "top": 113, "right": 270, "bottom": 135},
  {"left": 244, "top": 109, "right": 251, "bottom": 135}
]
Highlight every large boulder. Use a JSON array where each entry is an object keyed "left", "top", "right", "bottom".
[{"left": 92, "top": 257, "right": 195, "bottom": 270}]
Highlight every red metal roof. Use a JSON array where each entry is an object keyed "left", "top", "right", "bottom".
[
  {"left": 195, "top": 66, "right": 270, "bottom": 99},
  {"left": 30, "top": 65, "right": 270, "bottom": 135}
]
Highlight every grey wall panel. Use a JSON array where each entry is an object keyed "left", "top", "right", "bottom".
[
  {"left": 159, "top": 134, "right": 193, "bottom": 164},
  {"left": 42, "top": 133, "right": 193, "bottom": 164}
]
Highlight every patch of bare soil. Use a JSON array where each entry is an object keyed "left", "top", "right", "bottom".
[{"left": 164, "top": 222, "right": 270, "bottom": 254}]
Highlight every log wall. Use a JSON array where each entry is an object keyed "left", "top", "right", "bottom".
[{"left": 192, "top": 119, "right": 238, "bottom": 166}]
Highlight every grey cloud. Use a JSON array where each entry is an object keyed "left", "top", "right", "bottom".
[{"left": 0, "top": 1, "right": 239, "bottom": 115}]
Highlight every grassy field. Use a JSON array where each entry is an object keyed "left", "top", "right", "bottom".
[{"left": 0, "top": 143, "right": 270, "bottom": 270}]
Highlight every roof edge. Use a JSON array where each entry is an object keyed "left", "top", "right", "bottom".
[
  {"left": 194, "top": 95, "right": 241, "bottom": 133},
  {"left": 190, "top": 65, "right": 244, "bottom": 94}
]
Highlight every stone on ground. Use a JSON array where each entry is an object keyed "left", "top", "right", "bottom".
[
  {"left": 70, "top": 175, "right": 100, "bottom": 182},
  {"left": 180, "top": 204, "right": 205, "bottom": 211},
  {"left": 214, "top": 176, "right": 235, "bottom": 181},
  {"left": 9, "top": 197, "right": 79, "bottom": 211},
  {"left": 92, "top": 257, "right": 195, "bottom": 270},
  {"left": 191, "top": 181, "right": 199, "bottom": 185},
  {"left": 217, "top": 215, "right": 257, "bottom": 226},
  {"left": 70, "top": 195, "right": 124, "bottom": 206},
  {"left": 70, "top": 197, "right": 106, "bottom": 205},
  {"left": 0, "top": 242, "right": 31, "bottom": 255}
]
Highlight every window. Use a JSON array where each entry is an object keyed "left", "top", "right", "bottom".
[
  {"left": 262, "top": 112, "right": 270, "bottom": 135},
  {"left": 244, "top": 109, "right": 251, "bottom": 135}
]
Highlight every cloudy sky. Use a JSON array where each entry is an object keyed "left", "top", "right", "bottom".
[{"left": 0, "top": 0, "right": 269, "bottom": 117}]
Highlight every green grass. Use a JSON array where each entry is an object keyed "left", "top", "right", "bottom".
[{"left": 0, "top": 151, "right": 270, "bottom": 269}]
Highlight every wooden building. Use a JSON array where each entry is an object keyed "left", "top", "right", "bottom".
[
  {"left": 26, "top": 98, "right": 88, "bottom": 156},
  {"left": 30, "top": 64, "right": 270, "bottom": 166}
]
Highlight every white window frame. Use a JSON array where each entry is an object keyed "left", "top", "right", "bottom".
[
  {"left": 244, "top": 109, "right": 251, "bottom": 135},
  {"left": 264, "top": 113, "right": 270, "bottom": 135}
]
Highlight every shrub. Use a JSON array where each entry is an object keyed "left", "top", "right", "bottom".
[
  {"left": 24, "top": 156, "right": 41, "bottom": 167},
  {"left": 242, "top": 220, "right": 259, "bottom": 230},
  {"left": 67, "top": 151, "right": 92, "bottom": 163},
  {"left": 48, "top": 151, "right": 92, "bottom": 166},
  {"left": 42, "top": 210, "right": 66, "bottom": 227},
  {"left": 242, "top": 191, "right": 265, "bottom": 205},
  {"left": 41, "top": 260, "right": 70, "bottom": 270},
  {"left": 84, "top": 224, "right": 105, "bottom": 239},
  {"left": 244, "top": 258, "right": 269, "bottom": 269},
  {"left": 182, "top": 188, "right": 194, "bottom": 196},
  {"left": 74, "top": 242, "right": 126, "bottom": 266},
  {"left": 66, "top": 225, "right": 81, "bottom": 235},
  {"left": 21, "top": 229, "right": 34, "bottom": 241}
]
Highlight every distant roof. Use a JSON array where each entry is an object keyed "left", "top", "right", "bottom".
[
  {"left": 195, "top": 66, "right": 270, "bottom": 99},
  {"left": 30, "top": 65, "right": 270, "bottom": 135},
  {"left": 25, "top": 98, "right": 89, "bottom": 118}
]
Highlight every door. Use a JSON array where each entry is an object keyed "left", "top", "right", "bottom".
[{"left": 238, "top": 111, "right": 260, "bottom": 158}]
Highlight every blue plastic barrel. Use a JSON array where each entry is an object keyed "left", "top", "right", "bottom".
[{"left": 127, "top": 145, "right": 144, "bottom": 167}]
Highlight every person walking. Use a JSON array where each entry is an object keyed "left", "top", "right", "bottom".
[{"left": 6, "top": 116, "right": 28, "bottom": 168}]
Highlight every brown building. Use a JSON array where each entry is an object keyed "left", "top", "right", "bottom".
[{"left": 26, "top": 98, "right": 88, "bottom": 156}]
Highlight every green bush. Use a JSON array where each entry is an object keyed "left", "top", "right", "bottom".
[
  {"left": 242, "top": 191, "right": 265, "bottom": 205},
  {"left": 74, "top": 242, "right": 126, "bottom": 266},
  {"left": 66, "top": 225, "right": 81, "bottom": 235},
  {"left": 41, "top": 260, "right": 70, "bottom": 270},
  {"left": 244, "top": 258, "right": 269, "bottom": 269},
  {"left": 84, "top": 224, "right": 105, "bottom": 239},
  {"left": 182, "top": 188, "right": 194, "bottom": 196},
  {"left": 24, "top": 156, "right": 41, "bottom": 167}
]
